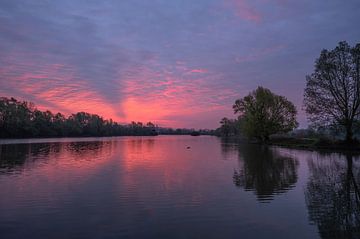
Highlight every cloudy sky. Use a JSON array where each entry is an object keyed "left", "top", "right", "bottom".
[{"left": 1, "top": 0, "right": 359, "bottom": 128}]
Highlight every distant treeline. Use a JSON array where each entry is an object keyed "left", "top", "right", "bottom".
[{"left": 0, "top": 97, "right": 213, "bottom": 138}]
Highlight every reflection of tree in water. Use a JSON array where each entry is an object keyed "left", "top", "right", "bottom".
[
  {"left": 66, "top": 141, "right": 107, "bottom": 157},
  {"left": 230, "top": 144, "right": 298, "bottom": 202},
  {"left": 0, "top": 143, "right": 54, "bottom": 173},
  {"left": 305, "top": 153, "right": 360, "bottom": 238},
  {"left": 0, "top": 141, "right": 109, "bottom": 174}
]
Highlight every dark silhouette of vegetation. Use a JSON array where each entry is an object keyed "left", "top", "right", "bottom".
[
  {"left": 0, "top": 97, "right": 213, "bottom": 138},
  {"left": 156, "top": 128, "right": 214, "bottom": 135},
  {"left": 305, "top": 153, "right": 360, "bottom": 238},
  {"left": 217, "top": 117, "right": 243, "bottom": 137},
  {"left": 304, "top": 41, "right": 360, "bottom": 143},
  {"left": 190, "top": 131, "right": 200, "bottom": 136},
  {"left": 232, "top": 86, "right": 298, "bottom": 141}
]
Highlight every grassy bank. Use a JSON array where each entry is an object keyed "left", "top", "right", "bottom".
[
  {"left": 220, "top": 135, "right": 360, "bottom": 152},
  {"left": 268, "top": 137, "right": 360, "bottom": 152}
]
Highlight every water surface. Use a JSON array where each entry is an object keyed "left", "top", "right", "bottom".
[{"left": 0, "top": 136, "right": 359, "bottom": 239}]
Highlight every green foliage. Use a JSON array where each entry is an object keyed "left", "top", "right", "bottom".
[
  {"left": 304, "top": 41, "right": 360, "bottom": 142},
  {"left": 233, "top": 87, "right": 298, "bottom": 141}
]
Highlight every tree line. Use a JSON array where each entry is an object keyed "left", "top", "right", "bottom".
[
  {"left": 218, "top": 41, "right": 360, "bottom": 144},
  {"left": 0, "top": 97, "right": 212, "bottom": 138}
]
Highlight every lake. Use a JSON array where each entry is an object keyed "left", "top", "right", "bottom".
[{"left": 0, "top": 136, "right": 359, "bottom": 239}]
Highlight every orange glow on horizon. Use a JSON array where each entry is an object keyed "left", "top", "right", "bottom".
[{"left": 0, "top": 53, "right": 237, "bottom": 128}]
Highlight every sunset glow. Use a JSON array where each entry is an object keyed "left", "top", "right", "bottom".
[{"left": 1, "top": 0, "right": 360, "bottom": 128}]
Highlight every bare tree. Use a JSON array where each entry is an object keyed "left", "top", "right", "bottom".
[{"left": 304, "top": 41, "right": 360, "bottom": 143}]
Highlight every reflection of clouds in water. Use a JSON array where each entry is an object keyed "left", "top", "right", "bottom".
[
  {"left": 2, "top": 137, "right": 359, "bottom": 238},
  {"left": 305, "top": 153, "right": 360, "bottom": 239}
]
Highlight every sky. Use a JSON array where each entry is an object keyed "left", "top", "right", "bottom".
[{"left": 0, "top": 0, "right": 360, "bottom": 129}]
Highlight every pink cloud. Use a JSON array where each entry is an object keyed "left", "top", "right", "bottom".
[
  {"left": 189, "top": 68, "right": 208, "bottom": 74},
  {"left": 121, "top": 63, "right": 238, "bottom": 128},
  {"left": 0, "top": 51, "right": 238, "bottom": 129},
  {"left": 225, "top": 0, "right": 262, "bottom": 23},
  {"left": 0, "top": 53, "right": 122, "bottom": 121}
]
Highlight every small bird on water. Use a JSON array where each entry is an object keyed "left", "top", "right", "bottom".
[{"left": 186, "top": 146, "right": 191, "bottom": 149}]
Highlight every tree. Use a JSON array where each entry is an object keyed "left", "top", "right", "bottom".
[
  {"left": 233, "top": 87, "right": 298, "bottom": 141},
  {"left": 218, "top": 117, "right": 242, "bottom": 137},
  {"left": 219, "top": 118, "right": 231, "bottom": 137},
  {"left": 304, "top": 41, "right": 360, "bottom": 143},
  {"left": 32, "top": 110, "right": 57, "bottom": 136},
  {"left": 0, "top": 97, "right": 34, "bottom": 137}
]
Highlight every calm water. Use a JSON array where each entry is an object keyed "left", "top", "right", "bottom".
[{"left": 0, "top": 136, "right": 359, "bottom": 239}]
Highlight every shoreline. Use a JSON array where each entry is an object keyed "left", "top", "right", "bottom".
[
  {"left": 268, "top": 137, "right": 360, "bottom": 153},
  {"left": 220, "top": 136, "right": 360, "bottom": 154},
  {"left": 0, "top": 135, "right": 215, "bottom": 145},
  {"left": 268, "top": 141, "right": 360, "bottom": 154}
]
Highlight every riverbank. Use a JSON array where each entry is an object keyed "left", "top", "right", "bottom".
[
  {"left": 220, "top": 136, "right": 360, "bottom": 153},
  {"left": 268, "top": 137, "right": 360, "bottom": 152}
]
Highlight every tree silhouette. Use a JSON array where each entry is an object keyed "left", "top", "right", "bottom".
[
  {"left": 0, "top": 97, "right": 211, "bottom": 138},
  {"left": 233, "top": 87, "right": 298, "bottom": 141},
  {"left": 304, "top": 41, "right": 360, "bottom": 143},
  {"left": 218, "top": 117, "right": 242, "bottom": 137}
]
